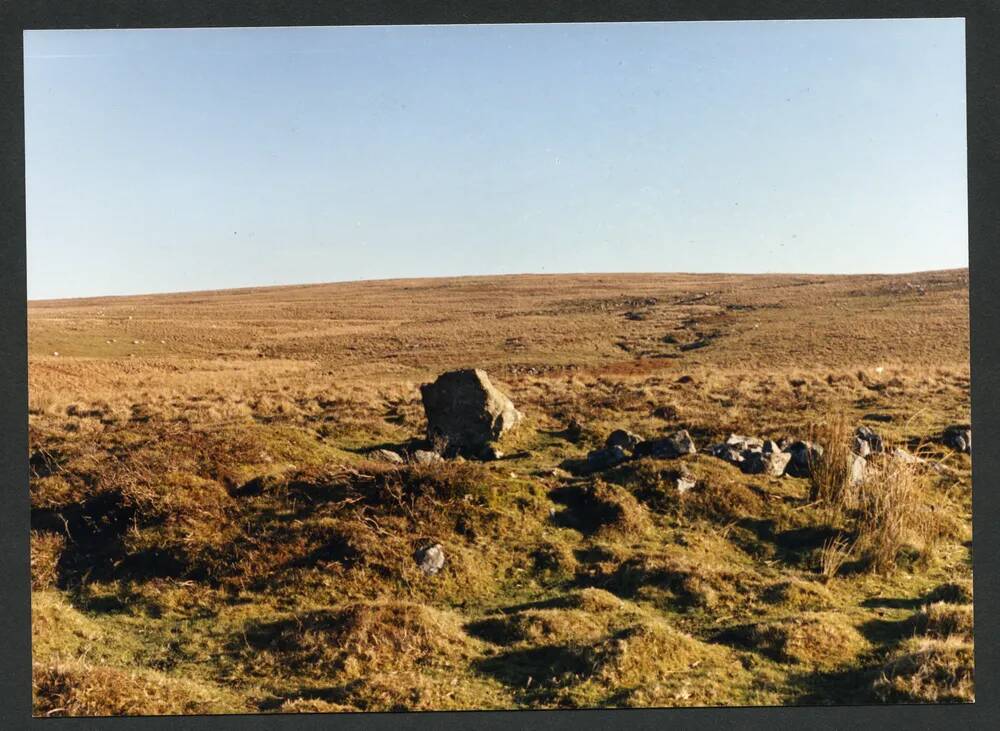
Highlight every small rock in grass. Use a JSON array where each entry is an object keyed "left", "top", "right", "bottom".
[
  {"left": 855, "top": 425, "right": 884, "bottom": 455},
  {"left": 708, "top": 442, "right": 745, "bottom": 465},
  {"left": 585, "top": 445, "right": 630, "bottom": 471},
  {"left": 942, "top": 425, "right": 971, "bottom": 454},
  {"left": 849, "top": 454, "right": 866, "bottom": 485},
  {"left": 412, "top": 449, "right": 444, "bottom": 465},
  {"left": 606, "top": 428, "right": 642, "bottom": 452},
  {"left": 370, "top": 448, "right": 404, "bottom": 464},
  {"left": 784, "top": 441, "right": 823, "bottom": 478},
  {"left": 634, "top": 430, "right": 697, "bottom": 459},
  {"left": 742, "top": 450, "right": 792, "bottom": 477},
  {"left": 891, "top": 447, "right": 923, "bottom": 465},
  {"left": 414, "top": 544, "right": 445, "bottom": 575}
]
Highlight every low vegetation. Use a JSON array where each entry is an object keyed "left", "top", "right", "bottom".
[{"left": 28, "top": 270, "right": 973, "bottom": 713}]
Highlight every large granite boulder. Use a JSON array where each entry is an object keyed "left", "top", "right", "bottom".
[{"left": 420, "top": 369, "right": 523, "bottom": 455}]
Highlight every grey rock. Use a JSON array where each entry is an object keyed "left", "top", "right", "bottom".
[
  {"left": 370, "top": 448, "right": 404, "bottom": 464},
  {"left": 420, "top": 369, "right": 523, "bottom": 455},
  {"left": 414, "top": 544, "right": 445, "bottom": 575},
  {"left": 726, "top": 434, "right": 763, "bottom": 451},
  {"left": 762, "top": 440, "right": 781, "bottom": 454},
  {"left": 943, "top": 425, "right": 971, "bottom": 454},
  {"left": 585, "top": 445, "right": 630, "bottom": 471},
  {"left": 708, "top": 442, "right": 745, "bottom": 465},
  {"left": 634, "top": 430, "right": 697, "bottom": 459},
  {"left": 784, "top": 440, "right": 824, "bottom": 478},
  {"left": 741, "top": 449, "right": 792, "bottom": 477},
  {"left": 849, "top": 453, "right": 866, "bottom": 486},
  {"left": 606, "top": 429, "right": 643, "bottom": 453},
  {"left": 855, "top": 426, "right": 884, "bottom": 455},
  {"left": 412, "top": 449, "right": 444, "bottom": 465},
  {"left": 673, "top": 466, "right": 697, "bottom": 494},
  {"left": 891, "top": 447, "right": 923, "bottom": 465}
]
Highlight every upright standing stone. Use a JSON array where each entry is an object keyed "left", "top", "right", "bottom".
[{"left": 420, "top": 369, "right": 523, "bottom": 455}]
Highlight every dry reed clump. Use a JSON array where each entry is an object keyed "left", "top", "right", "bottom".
[
  {"left": 720, "top": 612, "right": 868, "bottom": 668},
  {"left": 874, "top": 636, "right": 974, "bottom": 703},
  {"left": 32, "top": 658, "right": 244, "bottom": 717},
  {"left": 817, "top": 534, "right": 854, "bottom": 582},
  {"left": 808, "top": 412, "right": 854, "bottom": 506},
  {"left": 910, "top": 602, "right": 974, "bottom": 640},
  {"left": 246, "top": 601, "right": 478, "bottom": 679},
  {"left": 761, "top": 578, "right": 834, "bottom": 611},
  {"left": 30, "top": 531, "right": 66, "bottom": 590},
  {"left": 854, "top": 452, "right": 941, "bottom": 574}
]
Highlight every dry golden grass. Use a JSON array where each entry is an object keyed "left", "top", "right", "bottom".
[{"left": 26, "top": 270, "right": 972, "bottom": 714}]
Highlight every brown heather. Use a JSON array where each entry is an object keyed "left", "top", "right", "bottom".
[{"left": 28, "top": 270, "right": 972, "bottom": 713}]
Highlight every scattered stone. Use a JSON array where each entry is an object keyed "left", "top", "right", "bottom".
[
  {"left": 673, "top": 466, "right": 697, "bottom": 494},
  {"left": 726, "top": 434, "right": 764, "bottom": 451},
  {"left": 708, "top": 442, "right": 746, "bottom": 465},
  {"left": 547, "top": 467, "right": 572, "bottom": 479},
  {"left": 51, "top": 352, "right": 59, "bottom": 357},
  {"left": 414, "top": 544, "right": 445, "bottom": 575},
  {"left": 412, "top": 449, "right": 444, "bottom": 465},
  {"left": 784, "top": 441, "right": 823, "bottom": 478},
  {"left": 942, "top": 425, "right": 971, "bottom": 454},
  {"left": 675, "top": 375, "right": 694, "bottom": 384},
  {"left": 419, "top": 368, "right": 523, "bottom": 455},
  {"left": 606, "top": 429, "right": 642, "bottom": 453},
  {"left": 849, "top": 454, "right": 866, "bottom": 485},
  {"left": 634, "top": 430, "right": 697, "bottom": 459},
  {"left": 854, "top": 426, "right": 884, "bottom": 455},
  {"left": 891, "top": 447, "right": 923, "bottom": 465},
  {"left": 370, "top": 448, "right": 404, "bottom": 464},
  {"left": 585, "top": 445, "right": 630, "bottom": 471},
  {"left": 762, "top": 439, "right": 781, "bottom": 454},
  {"left": 742, "top": 450, "right": 792, "bottom": 477}
]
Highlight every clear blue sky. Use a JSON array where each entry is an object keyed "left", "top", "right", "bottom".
[{"left": 24, "top": 20, "right": 967, "bottom": 300}]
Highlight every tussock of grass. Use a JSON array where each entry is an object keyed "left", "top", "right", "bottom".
[
  {"left": 244, "top": 601, "right": 479, "bottom": 679},
  {"left": 874, "top": 636, "right": 974, "bottom": 703},
  {"left": 573, "top": 619, "right": 752, "bottom": 707},
  {"left": 719, "top": 612, "right": 868, "bottom": 668},
  {"left": 761, "top": 578, "right": 834, "bottom": 611},
  {"left": 911, "top": 602, "right": 973, "bottom": 640},
  {"left": 926, "top": 580, "right": 973, "bottom": 604},
  {"left": 30, "top": 531, "right": 65, "bottom": 590},
  {"left": 33, "top": 658, "right": 246, "bottom": 717},
  {"left": 599, "top": 553, "right": 751, "bottom": 610},
  {"left": 470, "top": 608, "right": 608, "bottom": 646}
]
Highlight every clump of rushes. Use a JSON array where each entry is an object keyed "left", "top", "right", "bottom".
[{"left": 808, "top": 412, "right": 854, "bottom": 508}]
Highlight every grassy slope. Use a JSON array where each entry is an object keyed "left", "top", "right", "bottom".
[{"left": 28, "top": 270, "right": 972, "bottom": 714}]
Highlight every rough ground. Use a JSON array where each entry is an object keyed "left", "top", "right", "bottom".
[{"left": 28, "top": 269, "right": 972, "bottom": 714}]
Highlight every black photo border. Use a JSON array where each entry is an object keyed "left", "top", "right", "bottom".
[{"left": 1, "top": 2, "right": 997, "bottom": 729}]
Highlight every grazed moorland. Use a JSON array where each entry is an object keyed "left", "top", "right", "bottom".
[{"left": 28, "top": 270, "right": 972, "bottom": 714}]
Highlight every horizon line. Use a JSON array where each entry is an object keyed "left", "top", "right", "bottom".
[{"left": 26, "top": 267, "right": 969, "bottom": 306}]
